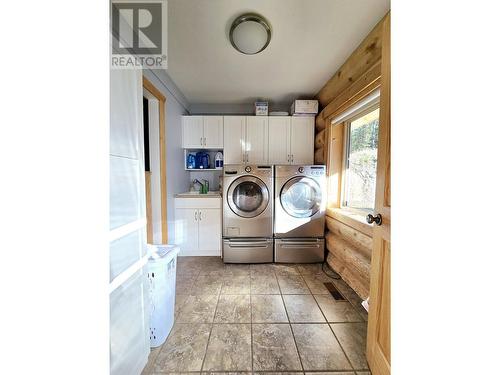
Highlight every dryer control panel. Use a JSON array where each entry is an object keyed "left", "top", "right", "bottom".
[{"left": 275, "top": 165, "right": 325, "bottom": 178}]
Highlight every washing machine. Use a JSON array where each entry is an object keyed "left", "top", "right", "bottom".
[
  {"left": 274, "top": 165, "right": 327, "bottom": 263},
  {"left": 223, "top": 164, "right": 273, "bottom": 263}
]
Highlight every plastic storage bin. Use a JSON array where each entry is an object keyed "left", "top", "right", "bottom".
[{"left": 147, "top": 244, "right": 179, "bottom": 347}]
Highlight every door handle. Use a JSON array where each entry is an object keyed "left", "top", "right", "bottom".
[{"left": 366, "top": 213, "right": 382, "bottom": 226}]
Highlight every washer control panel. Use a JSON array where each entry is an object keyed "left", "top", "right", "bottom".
[{"left": 224, "top": 165, "right": 273, "bottom": 177}]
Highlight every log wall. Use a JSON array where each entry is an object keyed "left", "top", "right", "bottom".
[
  {"left": 326, "top": 215, "right": 373, "bottom": 300},
  {"left": 313, "top": 13, "right": 390, "bottom": 298}
]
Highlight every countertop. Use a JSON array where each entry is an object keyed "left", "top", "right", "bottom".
[{"left": 175, "top": 191, "right": 222, "bottom": 198}]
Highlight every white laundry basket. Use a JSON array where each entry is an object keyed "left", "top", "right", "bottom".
[{"left": 147, "top": 244, "right": 179, "bottom": 348}]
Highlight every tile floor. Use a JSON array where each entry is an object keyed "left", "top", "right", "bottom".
[{"left": 142, "top": 256, "right": 371, "bottom": 375}]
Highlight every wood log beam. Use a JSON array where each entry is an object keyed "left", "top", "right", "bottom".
[
  {"left": 314, "top": 147, "right": 325, "bottom": 164},
  {"left": 326, "top": 232, "right": 371, "bottom": 282},
  {"left": 315, "top": 129, "right": 326, "bottom": 149},
  {"left": 326, "top": 216, "right": 372, "bottom": 258}
]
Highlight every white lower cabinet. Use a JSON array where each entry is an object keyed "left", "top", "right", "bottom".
[
  {"left": 174, "top": 197, "right": 221, "bottom": 256},
  {"left": 174, "top": 208, "right": 199, "bottom": 254},
  {"left": 198, "top": 208, "right": 221, "bottom": 252}
]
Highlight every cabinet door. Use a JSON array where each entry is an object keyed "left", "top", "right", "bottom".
[
  {"left": 246, "top": 116, "right": 269, "bottom": 164},
  {"left": 198, "top": 209, "right": 221, "bottom": 254},
  {"left": 290, "top": 117, "right": 314, "bottom": 164},
  {"left": 182, "top": 116, "right": 203, "bottom": 148},
  {"left": 268, "top": 117, "right": 291, "bottom": 164},
  {"left": 223, "top": 116, "right": 245, "bottom": 164},
  {"left": 174, "top": 208, "right": 199, "bottom": 254},
  {"left": 203, "top": 116, "right": 223, "bottom": 148}
]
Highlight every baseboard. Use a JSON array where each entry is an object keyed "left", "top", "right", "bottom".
[{"left": 178, "top": 250, "right": 220, "bottom": 256}]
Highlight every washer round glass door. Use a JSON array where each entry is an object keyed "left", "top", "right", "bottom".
[
  {"left": 227, "top": 176, "right": 269, "bottom": 218},
  {"left": 280, "top": 177, "right": 322, "bottom": 218}
]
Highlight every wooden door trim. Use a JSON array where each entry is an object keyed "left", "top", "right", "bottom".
[{"left": 143, "top": 76, "right": 168, "bottom": 244}]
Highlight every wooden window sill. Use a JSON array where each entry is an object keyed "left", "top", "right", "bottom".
[{"left": 326, "top": 207, "right": 374, "bottom": 237}]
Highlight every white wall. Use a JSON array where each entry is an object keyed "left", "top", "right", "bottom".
[
  {"left": 189, "top": 102, "right": 290, "bottom": 115},
  {"left": 189, "top": 170, "right": 222, "bottom": 192},
  {"left": 142, "top": 69, "right": 190, "bottom": 242}
]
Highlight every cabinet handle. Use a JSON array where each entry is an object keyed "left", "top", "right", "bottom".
[
  {"left": 194, "top": 211, "right": 197, "bottom": 221},
  {"left": 204, "top": 137, "right": 206, "bottom": 145},
  {"left": 287, "top": 154, "right": 290, "bottom": 163},
  {"left": 199, "top": 210, "right": 202, "bottom": 221},
  {"left": 200, "top": 137, "right": 203, "bottom": 146},
  {"left": 291, "top": 154, "right": 294, "bottom": 163}
]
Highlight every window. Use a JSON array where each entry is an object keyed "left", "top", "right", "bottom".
[{"left": 343, "top": 107, "right": 380, "bottom": 210}]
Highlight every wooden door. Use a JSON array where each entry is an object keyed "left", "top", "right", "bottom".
[
  {"left": 268, "top": 116, "right": 291, "bottom": 164},
  {"left": 182, "top": 116, "right": 203, "bottom": 148},
  {"left": 174, "top": 208, "right": 199, "bottom": 254},
  {"left": 198, "top": 208, "right": 222, "bottom": 254},
  {"left": 203, "top": 116, "right": 223, "bottom": 148},
  {"left": 223, "top": 116, "right": 245, "bottom": 164},
  {"left": 290, "top": 117, "right": 314, "bottom": 164},
  {"left": 366, "top": 13, "right": 390, "bottom": 375},
  {"left": 246, "top": 116, "right": 269, "bottom": 164}
]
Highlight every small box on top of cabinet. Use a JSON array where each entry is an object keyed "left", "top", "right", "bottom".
[
  {"left": 255, "top": 101, "right": 268, "bottom": 116},
  {"left": 290, "top": 100, "right": 318, "bottom": 115}
]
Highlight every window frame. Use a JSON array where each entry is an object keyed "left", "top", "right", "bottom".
[{"left": 340, "top": 103, "right": 380, "bottom": 214}]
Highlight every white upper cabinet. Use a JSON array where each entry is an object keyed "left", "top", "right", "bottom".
[
  {"left": 246, "top": 116, "right": 268, "bottom": 164},
  {"left": 182, "top": 116, "right": 204, "bottom": 148},
  {"left": 223, "top": 116, "right": 245, "bottom": 164},
  {"left": 182, "top": 115, "right": 223, "bottom": 148},
  {"left": 185, "top": 115, "right": 314, "bottom": 165},
  {"left": 203, "top": 116, "right": 223, "bottom": 148},
  {"left": 290, "top": 117, "right": 314, "bottom": 164},
  {"left": 268, "top": 116, "right": 291, "bottom": 164}
]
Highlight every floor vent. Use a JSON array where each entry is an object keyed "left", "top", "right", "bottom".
[{"left": 324, "top": 282, "right": 346, "bottom": 300}]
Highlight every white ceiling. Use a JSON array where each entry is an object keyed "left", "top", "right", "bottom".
[{"left": 166, "top": 0, "right": 390, "bottom": 106}]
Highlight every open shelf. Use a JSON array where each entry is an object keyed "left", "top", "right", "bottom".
[{"left": 184, "top": 149, "right": 223, "bottom": 171}]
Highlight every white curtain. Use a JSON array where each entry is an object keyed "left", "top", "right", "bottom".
[{"left": 109, "top": 68, "right": 150, "bottom": 375}]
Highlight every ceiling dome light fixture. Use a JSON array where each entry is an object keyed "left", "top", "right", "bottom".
[{"left": 229, "top": 13, "right": 272, "bottom": 55}]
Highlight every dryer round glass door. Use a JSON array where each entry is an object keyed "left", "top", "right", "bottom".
[
  {"left": 280, "top": 177, "right": 322, "bottom": 218},
  {"left": 227, "top": 176, "right": 269, "bottom": 218}
]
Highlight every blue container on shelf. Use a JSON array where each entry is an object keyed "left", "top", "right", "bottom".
[
  {"left": 186, "top": 153, "right": 196, "bottom": 169},
  {"left": 195, "top": 152, "right": 210, "bottom": 169}
]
